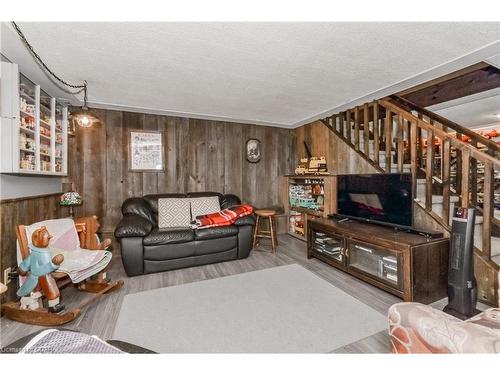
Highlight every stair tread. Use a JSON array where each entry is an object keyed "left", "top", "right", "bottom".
[{"left": 415, "top": 195, "right": 460, "bottom": 204}]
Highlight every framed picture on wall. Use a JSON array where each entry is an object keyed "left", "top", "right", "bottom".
[
  {"left": 246, "top": 138, "right": 261, "bottom": 163},
  {"left": 129, "top": 130, "right": 165, "bottom": 171}
]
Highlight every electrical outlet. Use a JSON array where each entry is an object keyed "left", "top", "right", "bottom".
[{"left": 3, "top": 267, "right": 12, "bottom": 285}]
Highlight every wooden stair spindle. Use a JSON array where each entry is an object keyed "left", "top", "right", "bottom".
[
  {"left": 339, "top": 112, "right": 345, "bottom": 138},
  {"left": 373, "top": 102, "right": 380, "bottom": 164},
  {"left": 470, "top": 139, "right": 478, "bottom": 206},
  {"left": 460, "top": 148, "right": 471, "bottom": 207},
  {"left": 397, "top": 115, "right": 404, "bottom": 173},
  {"left": 410, "top": 120, "right": 418, "bottom": 202},
  {"left": 363, "top": 103, "right": 370, "bottom": 156},
  {"left": 455, "top": 132, "right": 463, "bottom": 197},
  {"left": 442, "top": 138, "right": 451, "bottom": 225},
  {"left": 346, "top": 109, "right": 352, "bottom": 145},
  {"left": 354, "top": 107, "right": 360, "bottom": 150},
  {"left": 425, "top": 129, "right": 434, "bottom": 211},
  {"left": 482, "top": 161, "right": 493, "bottom": 259},
  {"left": 384, "top": 110, "right": 392, "bottom": 173}
]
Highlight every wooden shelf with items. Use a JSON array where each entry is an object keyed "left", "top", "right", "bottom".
[
  {"left": 279, "top": 174, "right": 337, "bottom": 241},
  {"left": 0, "top": 61, "right": 68, "bottom": 176}
]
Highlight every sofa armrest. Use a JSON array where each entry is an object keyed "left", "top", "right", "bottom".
[
  {"left": 114, "top": 214, "right": 153, "bottom": 239},
  {"left": 122, "top": 197, "right": 156, "bottom": 224},
  {"left": 234, "top": 213, "right": 256, "bottom": 227},
  {"left": 221, "top": 194, "right": 241, "bottom": 209},
  {"left": 388, "top": 302, "right": 500, "bottom": 353}
]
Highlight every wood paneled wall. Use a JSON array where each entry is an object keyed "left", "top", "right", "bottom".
[
  {"left": 0, "top": 113, "right": 377, "bottom": 288},
  {"left": 68, "top": 109, "right": 297, "bottom": 232},
  {"left": 294, "top": 121, "right": 379, "bottom": 175},
  {"left": 0, "top": 193, "right": 63, "bottom": 301}
]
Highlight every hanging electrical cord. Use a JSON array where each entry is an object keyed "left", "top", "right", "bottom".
[
  {"left": 11, "top": 21, "right": 87, "bottom": 98},
  {"left": 11, "top": 21, "right": 98, "bottom": 128}
]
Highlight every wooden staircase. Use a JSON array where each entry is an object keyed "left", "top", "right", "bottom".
[{"left": 321, "top": 96, "right": 500, "bottom": 305}]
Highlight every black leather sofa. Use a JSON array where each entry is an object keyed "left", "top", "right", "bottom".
[{"left": 114, "top": 192, "right": 255, "bottom": 276}]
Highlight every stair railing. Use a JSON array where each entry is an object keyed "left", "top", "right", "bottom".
[
  {"left": 322, "top": 97, "right": 500, "bottom": 304},
  {"left": 389, "top": 95, "right": 500, "bottom": 158},
  {"left": 322, "top": 99, "right": 499, "bottom": 254}
]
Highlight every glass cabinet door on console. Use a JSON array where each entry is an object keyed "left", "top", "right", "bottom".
[
  {"left": 311, "top": 230, "right": 345, "bottom": 266},
  {"left": 346, "top": 239, "right": 403, "bottom": 290}
]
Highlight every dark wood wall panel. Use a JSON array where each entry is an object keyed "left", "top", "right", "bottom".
[
  {"left": 0, "top": 193, "right": 63, "bottom": 300},
  {"left": 67, "top": 109, "right": 296, "bottom": 233},
  {"left": 295, "top": 120, "right": 379, "bottom": 175}
]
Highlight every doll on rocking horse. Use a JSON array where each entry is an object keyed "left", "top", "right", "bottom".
[
  {"left": 2, "top": 216, "right": 123, "bottom": 326},
  {"left": 17, "top": 227, "right": 65, "bottom": 313}
]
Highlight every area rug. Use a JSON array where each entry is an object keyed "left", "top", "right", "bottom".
[{"left": 112, "top": 264, "right": 387, "bottom": 353}]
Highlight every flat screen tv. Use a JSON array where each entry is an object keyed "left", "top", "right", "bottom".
[{"left": 336, "top": 173, "right": 413, "bottom": 229}]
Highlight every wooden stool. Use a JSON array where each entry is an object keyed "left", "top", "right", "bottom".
[{"left": 253, "top": 209, "right": 278, "bottom": 253}]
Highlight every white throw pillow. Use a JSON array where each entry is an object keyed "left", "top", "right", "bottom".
[
  {"left": 158, "top": 198, "right": 192, "bottom": 228},
  {"left": 190, "top": 196, "right": 221, "bottom": 219}
]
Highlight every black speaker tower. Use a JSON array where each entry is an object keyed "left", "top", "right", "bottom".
[{"left": 443, "top": 207, "right": 480, "bottom": 320}]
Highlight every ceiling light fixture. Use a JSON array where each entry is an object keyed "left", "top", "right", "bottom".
[
  {"left": 495, "top": 113, "right": 500, "bottom": 119},
  {"left": 69, "top": 81, "right": 100, "bottom": 128},
  {"left": 11, "top": 21, "right": 99, "bottom": 129}
]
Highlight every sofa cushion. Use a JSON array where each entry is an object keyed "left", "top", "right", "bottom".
[
  {"left": 190, "top": 196, "right": 221, "bottom": 218},
  {"left": 143, "top": 227, "right": 194, "bottom": 246},
  {"left": 195, "top": 225, "right": 239, "bottom": 241},
  {"left": 158, "top": 198, "right": 192, "bottom": 228},
  {"left": 187, "top": 192, "right": 224, "bottom": 207},
  {"left": 144, "top": 241, "right": 196, "bottom": 261},
  {"left": 143, "top": 194, "right": 186, "bottom": 216},
  {"left": 194, "top": 236, "right": 237, "bottom": 256}
]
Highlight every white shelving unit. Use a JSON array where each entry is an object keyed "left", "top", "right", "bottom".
[{"left": 0, "top": 61, "right": 68, "bottom": 176}]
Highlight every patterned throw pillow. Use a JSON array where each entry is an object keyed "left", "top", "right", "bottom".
[
  {"left": 158, "top": 198, "right": 192, "bottom": 228},
  {"left": 190, "top": 196, "right": 221, "bottom": 219}
]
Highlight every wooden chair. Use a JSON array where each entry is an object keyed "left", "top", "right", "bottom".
[{"left": 1, "top": 216, "right": 123, "bottom": 326}]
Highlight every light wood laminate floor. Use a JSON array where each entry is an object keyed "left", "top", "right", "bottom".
[{"left": 0, "top": 235, "right": 400, "bottom": 352}]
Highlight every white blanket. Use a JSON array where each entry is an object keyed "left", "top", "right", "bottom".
[{"left": 17, "top": 218, "right": 112, "bottom": 284}]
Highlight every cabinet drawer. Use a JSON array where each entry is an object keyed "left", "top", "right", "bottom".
[{"left": 346, "top": 239, "right": 404, "bottom": 291}]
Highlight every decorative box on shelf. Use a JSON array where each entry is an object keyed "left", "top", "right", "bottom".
[
  {"left": 0, "top": 61, "right": 68, "bottom": 176},
  {"left": 279, "top": 174, "right": 337, "bottom": 241}
]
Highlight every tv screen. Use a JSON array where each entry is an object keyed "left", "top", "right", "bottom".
[{"left": 337, "top": 173, "right": 413, "bottom": 228}]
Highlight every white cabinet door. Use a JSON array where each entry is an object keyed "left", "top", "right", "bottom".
[
  {"left": 0, "top": 61, "right": 19, "bottom": 119},
  {"left": 0, "top": 117, "right": 15, "bottom": 172},
  {"left": 0, "top": 62, "right": 19, "bottom": 172}
]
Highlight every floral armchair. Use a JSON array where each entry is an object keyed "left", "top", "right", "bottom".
[{"left": 388, "top": 273, "right": 500, "bottom": 353}]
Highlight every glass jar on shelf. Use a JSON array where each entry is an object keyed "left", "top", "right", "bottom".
[
  {"left": 20, "top": 153, "right": 36, "bottom": 170},
  {"left": 55, "top": 160, "right": 63, "bottom": 173}
]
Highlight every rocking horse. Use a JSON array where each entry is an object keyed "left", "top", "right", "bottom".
[{"left": 1, "top": 216, "right": 123, "bottom": 326}]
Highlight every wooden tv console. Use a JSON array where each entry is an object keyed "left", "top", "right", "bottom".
[{"left": 307, "top": 217, "right": 449, "bottom": 303}]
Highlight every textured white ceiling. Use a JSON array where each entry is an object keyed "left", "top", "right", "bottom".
[{"left": 2, "top": 22, "right": 500, "bottom": 127}]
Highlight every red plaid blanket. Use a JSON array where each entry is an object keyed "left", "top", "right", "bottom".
[{"left": 195, "top": 204, "right": 254, "bottom": 229}]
